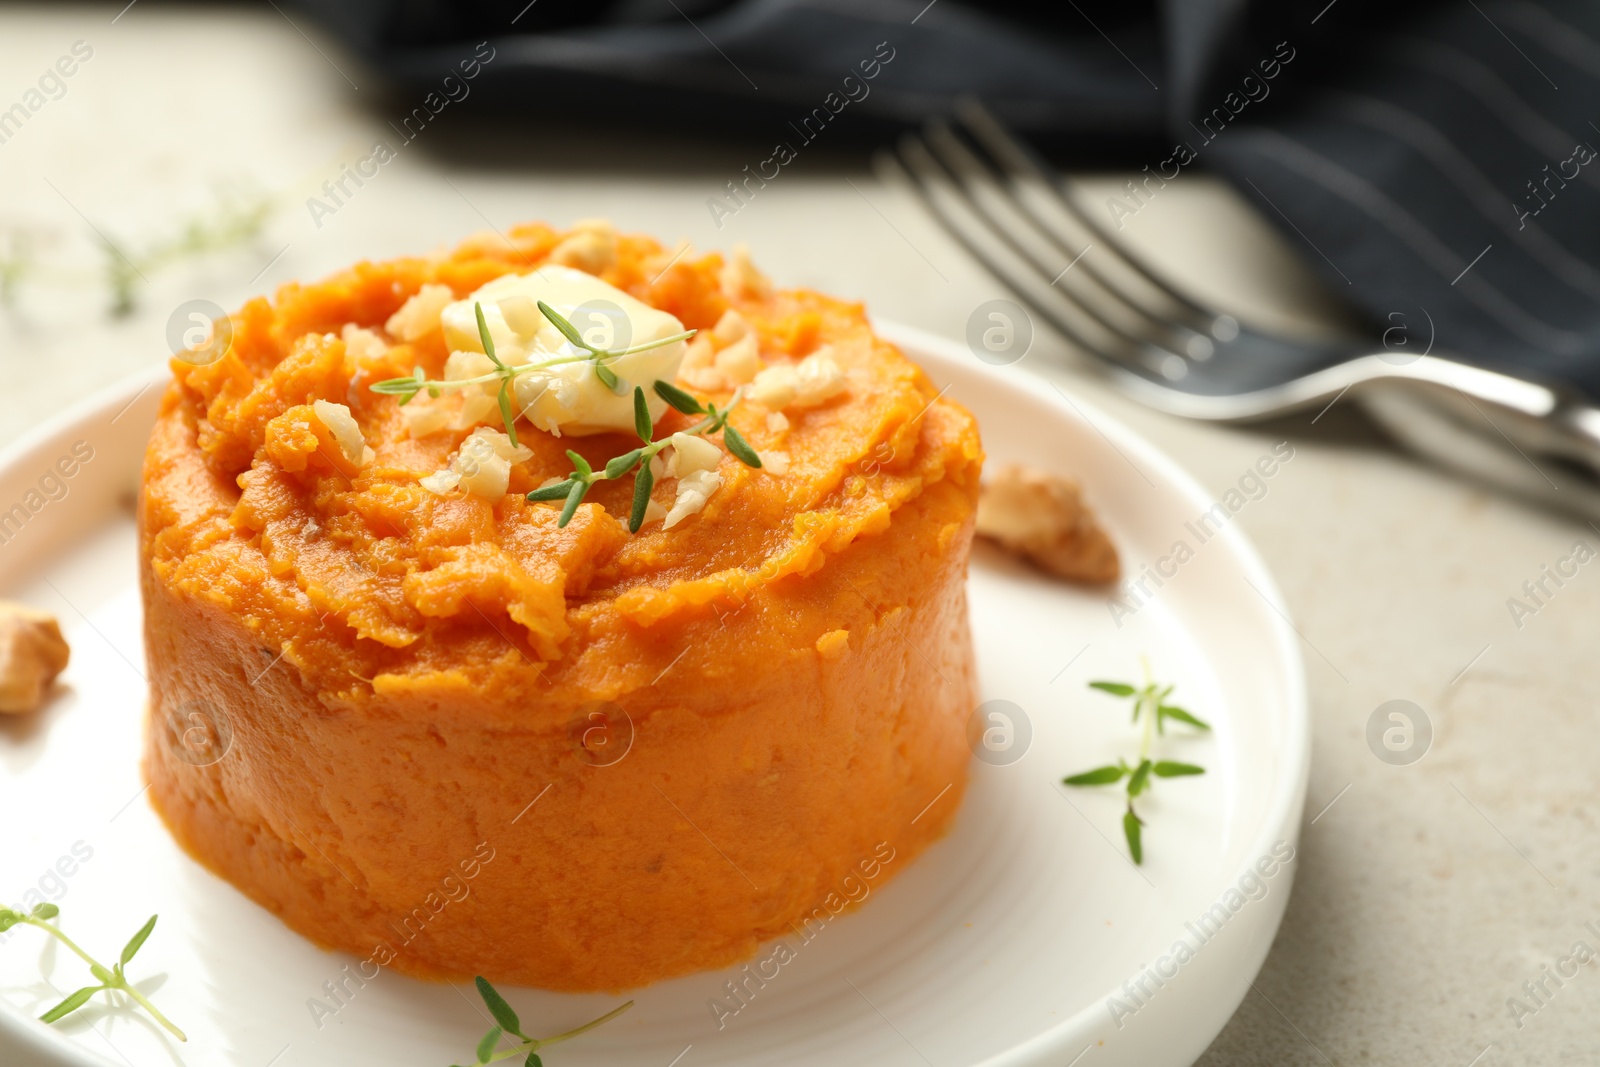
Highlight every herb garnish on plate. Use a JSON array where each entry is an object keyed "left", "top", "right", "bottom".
[
  {"left": 0, "top": 905, "right": 186, "bottom": 1041},
  {"left": 1062, "top": 664, "right": 1210, "bottom": 864},
  {"left": 452, "top": 975, "right": 632, "bottom": 1066}
]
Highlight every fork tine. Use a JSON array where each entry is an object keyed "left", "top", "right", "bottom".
[
  {"left": 920, "top": 118, "right": 1199, "bottom": 355},
  {"left": 878, "top": 140, "right": 1185, "bottom": 383},
  {"left": 954, "top": 97, "right": 1237, "bottom": 341},
  {"left": 874, "top": 142, "right": 1103, "bottom": 360}
]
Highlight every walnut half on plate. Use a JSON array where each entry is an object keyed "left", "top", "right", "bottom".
[
  {"left": 0, "top": 601, "right": 70, "bottom": 714},
  {"left": 976, "top": 463, "right": 1120, "bottom": 585}
]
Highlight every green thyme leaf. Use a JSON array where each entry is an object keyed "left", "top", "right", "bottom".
[
  {"left": 633, "top": 386, "right": 653, "bottom": 443},
  {"left": 1127, "top": 759, "right": 1153, "bottom": 798},
  {"left": 629, "top": 464, "right": 655, "bottom": 533},
  {"left": 538, "top": 301, "right": 591, "bottom": 351},
  {"left": 475, "top": 977, "right": 527, "bottom": 1040},
  {"left": 605, "top": 449, "right": 643, "bottom": 480},
  {"left": 1159, "top": 705, "right": 1211, "bottom": 731},
  {"left": 527, "top": 480, "right": 576, "bottom": 502},
  {"left": 497, "top": 380, "right": 519, "bottom": 448},
  {"left": 369, "top": 377, "right": 422, "bottom": 396},
  {"left": 653, "top": 379, "right": 704, "bottom": 416},
  {"left": 9, "top": 906, "right": 187, "bottom": 1041},
  {"left": 450, "top": 995, "right": 630, "bottom": 1066},
  {"left": 1071, "top": 666, "right": 1209, "bottom": 866},
  {"left": 721, "top": 424, "right": 762, "bottom": 468},
  {"left": 1062, "top": 765, "right": 1126, "bottom": 786},
  {"left": 121, "top": 915, "right": 158, "bottom": 966},
  {"left": 476, "top": 1026, "right": 502, "bottom": 1064},
  {"left": 475, "top": 303, "right": 506, "bottom": 370},
  {"left": 593, "top": 359, "right": 619, "bottom": 391},
  {"left": 516, "top": 380, "right": 748, "bottom": 541},
  {"left": 558, "top": 480, "right": 588, "bottom": 527},
  {"left": 40, "top": 986, "right": 101, "bottom": 1024},
  {"left": 565, "top": 449, "right": 593, "bottom": 480}
]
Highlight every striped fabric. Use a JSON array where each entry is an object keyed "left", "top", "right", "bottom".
[
  {"left": 294, "top": 0, "right": 1600, "bottom": 392},
  {"left": 1201, "top": 1, "right": 1600, "bottom": 393}
]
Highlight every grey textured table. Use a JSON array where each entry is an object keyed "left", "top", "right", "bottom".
[{"left": 2, "top": 5, "right": 1596, "bottom": 1064}]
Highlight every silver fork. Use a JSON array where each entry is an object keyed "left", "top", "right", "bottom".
[{"left": 880, "top": 98, "right": 1600, "bottom": 520}]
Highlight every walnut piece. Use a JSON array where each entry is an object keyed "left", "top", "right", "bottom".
[
  {"left": 976, "top": 463, "right": 1120, "bottom": 584},
  {"left": 0, "top": 602, "right": 70, "bottom": 713}
]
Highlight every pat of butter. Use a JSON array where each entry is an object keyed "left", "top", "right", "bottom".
[{"left": 439, "top": 266, "right": 687, "bottom": 437}]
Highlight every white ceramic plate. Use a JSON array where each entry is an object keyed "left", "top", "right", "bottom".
[{"left": 0, "top": 322, "right": 1308, "bottom": 1067}]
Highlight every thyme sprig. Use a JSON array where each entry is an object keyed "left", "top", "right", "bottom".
[
  {"left": 528, "top": 379, "right": 760, "bottom": 532},
  {"left": 452, "top": 975, "right": 631, "bottom": 1066},
  {"left": 0, "top": 905, "right": 186, "bottom": 1042},
  {"left": 104, "top": 192, "right": 272, "bottom": 315},
  {"left": 0, "top": 187, "right": 272, "bottom": 315},
  {"left": 369, "top": 300, "right": 697, "bottom": 447},
  {"left": 1062, "top": 661, "right": 1209, "bottom": 864}
]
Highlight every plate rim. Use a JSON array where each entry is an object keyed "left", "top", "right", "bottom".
[
  {"left": 0, "top": 326, "right": 1311, "bottom": 1067},
  {"left": 0, "top": 363, "right": 171, "bottom": 1067},
  {"left": 877, "top": 321, "right": 1311, "bottom": 1066}
]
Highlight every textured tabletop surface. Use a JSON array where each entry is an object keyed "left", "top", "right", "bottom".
[{"left": 2, "top": 5, "right": 1596, "bottom": 1065}]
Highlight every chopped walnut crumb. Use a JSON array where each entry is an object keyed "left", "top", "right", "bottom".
[
  {"left": 384, "top": 284, "right": 454, "bottom": 342},
  {"left": 720, "top": 244, "right": 772, "bottom": 301},
  {"left": 423, "top": 427, "right": 533, "bottom": 500},
  {"left": 976, "top": 464, "right": 1120, "bottom": 584},
  {"left": 678, "top": 310, "right": 765, "bottom": 392},
  {"left": 679, "top": 334, "right": 721, "bottom": 391},
  {"left": 713, "top": 333, "right": 762, "bottom": 385},
  {"left": 664, "top": 432, "right": 720, "bottom": 477},
  {"left": 711, "top": 309, "right": 750, "bottom": 346},
  {"left": 548, "top": 219, "right": 618, "bottom": 273},
  {"left": 0, "top": 602, "right": 69, "bottom": 714},
  {"left": 664, "top": 468, "right": 721, "bottom": 529},
  {"left": 400, "top": 395, "right": 454, "bottom": 438},
  {"left": 312, "top": 400, "right": 371, "bottom": 469},
  {"left": 340, "top": 324, "right": 389, "bottom": 368},
  {"left": 747, "top": 347, "right": 846, "bottom": 410}
]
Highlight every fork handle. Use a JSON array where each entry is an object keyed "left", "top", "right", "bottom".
[{"left": 1358, "top": 356, "right": 1600, "bottom": 521}]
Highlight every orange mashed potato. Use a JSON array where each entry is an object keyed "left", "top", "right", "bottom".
[{"left": 139, "top": 223, "right": 983, "bottom": 991}]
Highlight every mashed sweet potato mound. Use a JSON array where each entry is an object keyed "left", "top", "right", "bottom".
[{"left": 140, "top": 223, "right": 983, "bottom": 991}]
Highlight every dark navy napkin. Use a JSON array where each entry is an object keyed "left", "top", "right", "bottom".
[{"left": 292, "top": 0, "right": 1600, "bottom": 397}]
